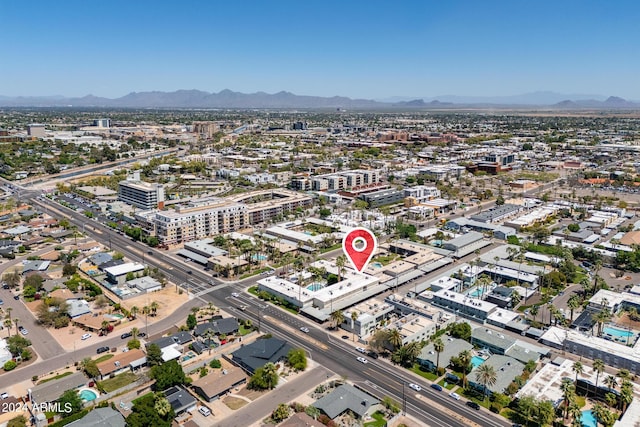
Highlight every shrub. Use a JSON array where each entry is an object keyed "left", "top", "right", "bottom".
[
  {"left": 4, "top": 360, "right": 17, "bottom": 371},
  {"left": 209, "top": 359, "right": 221, "bottom": 369}
]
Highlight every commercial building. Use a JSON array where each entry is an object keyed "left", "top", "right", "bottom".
[
  {"left": 311, "top": 169, "right": 381, "bottom": 191},
  {"left": 469, "top": 204, "right": 522, "bottom": 224},
  {"left": 404, "top": 186, "right": 441, "bottom": 204},
  {"left": 118, "top": 174, "right": 165, "bottom": 210},
  {"left": 417, "top": 337, "right": 473, "bottom": 371},
  {"left": 227, "top": 188, "right": 313, "bottom": 225},
  {"left": 357, "top": 188, "right": 404, "bottom": 207},
  {"left": 430, "top": 289, "right": 498, "bottom": 322},
  {"left": 383, "top": 313, "right": 437, "bottom": 347},
  {"left": 27, "top": 123, "right": 46, "bottom": 137},
  {"left": 93, "top": 118, "right": 111, "bottom": 128},
  {"left": 468, "top": 354, "right": 524, "bottom": 395}
]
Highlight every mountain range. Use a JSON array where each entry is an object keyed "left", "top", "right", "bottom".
[{"left": 0, "top": 89, "right": 638, "bottom": 109}]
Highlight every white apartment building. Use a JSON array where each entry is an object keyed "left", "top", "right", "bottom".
[
  {"left": 404, "top": 186, "right": 441, "bottom": 204},
  {"left": 118, "top": 173, "right": 165, "bottom": 210}
]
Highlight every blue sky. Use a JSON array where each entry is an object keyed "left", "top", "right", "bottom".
[{"left": 1, "top": 0, "right": 639, "bottom": 99}]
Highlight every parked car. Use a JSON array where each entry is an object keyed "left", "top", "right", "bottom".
[
  {"left": 96, "top": 346, "right": 109, "bottom": 354},
  {"left": 0, "top": 392, "right": 8, "bottom": 400},
  {"left": 0, "top": 300, "right": 3, "bottom": 305},
  {"left": 430, "top": 384, "right": 443, "bottom": 391},
  {"left": 19, "top": 326, "right": 28, "bottom": 336},
  {"left": 120, "top": 332, "right": 132, "bottom": 339},
  {"left": 367, "top": 351, "right": 379, "bottom": 359},
  {"left": 409, "top": 383, "right": 422, "bottom": 392},
  {"left": 355, "top": 347, "right": 367, "bottom": 354},
  {"left": 81, "top": 333, "right": 92, "bottom": 340},
  {"left": 198, "top": 406, "right": 211, "bottom": 417},
  {"left": 466, "top": 401, "right": 480, "bottom": 410},
  {"left": 138, "top": 332, "right": 146, "bottom": 338}
]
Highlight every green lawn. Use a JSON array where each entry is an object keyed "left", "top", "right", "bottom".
[
  {"left": 37, "top": 371, "right": 73, "bottom": 385},
  {"left": 438, "top": 379, "right": 456, "bottom": 390},
  {"left": 98, "top": 372, "right": 139, "bottom": 393},
  {"left": 132, "top": 391, "right": 153, "bottom": 406},
  {"left": 363, "top": 410, "right": 387, "bottom": 427},
  {"left": 95, "top": 354, "right": 114, "bottom": 363},
  {"left": 238, "top": 325, "right": 252, "bottom": 336},
  {"left": 460, "top": 387, "right": 491, "bottom": 409},
  {"left": 410, "top": 364, "right": 439, "bottom": 381}
]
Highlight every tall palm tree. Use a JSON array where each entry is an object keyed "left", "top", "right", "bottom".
[
  {"left": 203, "top": 329, "right": 215, "bottom": 355},
  {"left": 388, "top": 329, "right": 403, "bottom": 352},
  {"left": 567, "top": 295, "right": 580, "bottom": 324},
  {"left": 5, "top": 307, "right": 12, "bottom": 324},
  {"left": 150, "top": 301, "right": 159, "bottom": 316},
  {"left": 569, "top": 402, "right": 582, "bottom": 427},
  {"left": 560, "top": 378, "right": 575, "bottom": 420},
  {"left": 263, "top": 362, "right": 278, "bottom": 389},
  {"left": 335, "top": 255, "right": 347, "bottom": 281},
  {"left": 474, "top": 363, "right": 497, "bottom": 402},
  {"left": 350, "top": 311, "right": 359, "bottom": 342},
  {"left": 572, "top": 361, "right": 584, "bottom": 386},
  {"left": 530, "top": 305, "right": 539, "bottom": 322},
  {"left": 619, "top": 380, "right": 633, "bottom": 412},
  {"left": 130, "top": 306, "right": 139, "bottom": 319},
  {"left": 330, "top": 310, "right": 344, "bottom": 330},
  {"left": 458, "top": 350, "right": 472, "bottom": 388},
  {"left": 3, "top": 319, "right": 12, "bottom": 337},
  {"left": 131, "top": 327, "right": 139, "bottom": 340},
  {"left": 13, "top": 318, "right": 19, "bottom": 336},
  {"left": 604, "top": 375, "right": 617, "bottom": 391},
  {"left": 593, "top": 359, "right": 605, "bottom": 394},
  {"left": 154, "top": 395, "right": 172, "bottom": 417},
  {"left": 433, "top": 338, "right": 445, "bottom": 374},
  {"left": 101, "top": 320, "right": 110, "bottom": 335}
]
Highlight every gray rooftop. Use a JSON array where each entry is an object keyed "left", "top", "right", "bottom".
[
  {"left": 505, "top": 344, "right": 539, "bottom": 364},
  {"left": 67, "top": 299, "right": 92, "bottom": 318},
  {"left": 470, "top": 354, "right": 524, "bottom": 394},
  {"left": 471, "top": 327, "right": 516, "bottom": 353},
  {"left": 30, "top": 371, "right": 86, "bottom": 404},
  {"left": 66, "top": 407, "right": 125, "bottom": 427},
  {"left": 442, "top": 231, "right": 484, "bottom": 250},
  {"left": 314, "top": 384, "right": 379, "bottom": 419},
  {"left": 470, "top": 204, "right": 521, "bottom": 223},
  {"left": 417, "top": 336, "right": 473, "bottom": 368}
]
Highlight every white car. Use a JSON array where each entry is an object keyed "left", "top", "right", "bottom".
[
  {"left": 409, "top": 383, "right": 422, "bottom": 392},
  {"left": 299, "top": 327, "right": 310, "bottom": 333},
  {"left": 356, "top": 357, "right": 368, "bottom": 364},
  {"left": 81, "top": 333, "right": 92, "bottom": 340},
  {"left": 355, "top": 347, "right": 367, "bottom": 354},
  {"left": 449, "top": 392, "right": 461, "bottom": 400},
  {"left": 231, "top": 292, "right": 240, "bottom": 298},
  {"left": 0, "top": 392, "right": 9, "bottom": 399}
]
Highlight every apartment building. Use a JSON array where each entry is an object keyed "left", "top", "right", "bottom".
[
  {"left": 154, "top": 198, "right": 249, "bottom": 246},
  {"left": 227, "top": 189, "right": 313, "bottom": 225},
  {"left": 404, "top": 186, "right": 441, "bottom": 204},
  {"left": 311, "top": 169, "right": 381, "bottom": 191}
]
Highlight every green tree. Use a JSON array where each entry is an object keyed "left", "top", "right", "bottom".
[
  {"left": 81, "top": 358, "right": 100, "bottom": 378},
  {"left": 287, "top": 348, "right": 308, "bottom": 372},
  {"left": 126, "top": 392, "right": 174, "bottom": 427},
  {"left": 449, "top": 322, "right": 472, "bottom": 341},
  {"left": 330, "top": 310, "right": 345, "bottom": 329},
  {"left": 186, "top": 314, "right": 197, "bottom": 330},
  {"left": 153, "top": 395, "right": 172, "bottom": 417},
  {"left": 433, "top": 338, "right": 445, "bottom": 373},
  {"left": 146, "top": 343, "right": 163, "bottom": 367},
  {"left": 209, "top": 359, "right": 221, "bottom": 369},
  {"left": 271, "top": 403, "right": 291, "bottom": 422},
  {"left": 248, "top": 362, "right": 279, "bottom": 390},
  {"left": 572, "top": 361, "right": 584, "bottom": 385},
  {"left": 387, "top": 328, "right": 403, "bottom": 351},
  {"left": 151, "top": 360, "right": 187, "bottom": 390},
  {"left": 58, "top": 389, "right": 83, "bottom": 415},
  {"left": 593, "top": 359, "right": 605, "bottom": 393},
  {"left": 7, "top": 416, "right": 27, "bottom": 427},
  {"left": 458, "top": 350, "right": 472, "bottom": 387}
]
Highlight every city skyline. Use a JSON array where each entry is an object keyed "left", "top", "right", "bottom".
[{"left": 2, "top": 0, "right": 639, "bottom": 99}]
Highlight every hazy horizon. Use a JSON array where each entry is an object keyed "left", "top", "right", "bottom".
[{"left": 2, "top": 0, "right": 639, "bottom": 99}]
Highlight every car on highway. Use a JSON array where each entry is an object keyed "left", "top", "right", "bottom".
[
  {"left": 466, "top": 401, "right": 480, "bottom": 410},
  {"left": 121, "top": 332, "right": 132, "bottom": 339},
  {"left": 356, "top": 356, "right": 368, "bottom": 364},
  {"left": 367, "top": 351, "right": 379, "bottom": 359},
  {"left": 231, "top": 292, "right": 240, "bottom": 297},
  {"left": 449, "top": 392, "right": 461, "bottom": 400},
  {"left": 299, "top": 327, "right": 310, "bottom": 333},
  {"left": 19, "top": 326, "right": 28, "bottom": 336},
  {"left": 355, "top": 347, "right": 366, "bottom": 354},
  {"left": 409, "top": 383, "right": 422, "bottom": 392},
  {"left": 430, "top": 384, "right": 443, "bottom": 391},
  {"left": 96, "top": 346, "right": 109, "bottom": 354},
  {"left": 81, "top": 333, "right": 92, "bottom": 340}
]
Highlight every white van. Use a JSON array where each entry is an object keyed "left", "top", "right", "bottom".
[{"left": 198, "top": 406, "right": 211, "bottom": 417}]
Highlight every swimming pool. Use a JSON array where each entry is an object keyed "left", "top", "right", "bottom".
[
  {"left": 581, "top": 410, "right": 596, "bottom": 427},
  {"left": 181, "top": 351, "right": 197, "bottom": 362},
  {"left": 79, "top": 388, "right": 98, "bottom": 402},
  {"left": 371, "top": 262, "right": 383, "bottom": 269},
  {"left": 604, "top": 326, "right": 634, "bottom": 338},
  {"left": 471, "top": 356, "right": 485, "bottom": 368},
  {"left": 251, "top": 254, "right": 267, "bottom": 261},
  {"left": 307, "top": 283, "right": 324, "bottom": 291}
]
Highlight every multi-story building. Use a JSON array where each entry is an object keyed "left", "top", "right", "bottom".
[
  {"left": 118, "top": 174, "right": 165, "bottom": 210},
  {"left": 154, "top": 198, "right": 249, "bottom": 246},
  {"left": 27, "top": 124, "right": 46, "bottom": 138},
  {"left": 404, "top": 186, "right": 441, "bottom": 204},
  {"left": 311, "top": 169, "right": 381, "bottom": 192},
  {"left": 227, "top": 189, "right": 313, "bottom": 225},
  {"left": 93, "top": 118, "right": 111, "bottom": 128}
]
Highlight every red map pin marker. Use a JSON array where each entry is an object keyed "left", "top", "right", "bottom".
[{"left": 342, "top": 227, "right": 378, "bottom": 272}]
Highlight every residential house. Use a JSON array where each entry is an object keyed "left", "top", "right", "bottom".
[
  {"left": 96, "top": 349, "right": 146, "bottom": 380},
  {"left": 314, "top": 384, "right": 380, "bottom": 421},
  {"left": 30, "top": 372, "right": 86, "bottom": 404},
  {"left": 231, "top": 338, "right": 293, "bottom": 374},
  {"left": 469, "top": 354, "right": 524, "bottom": 396},
  {"left": 417, "top": 337, "right": 473, "bottom": 372},
  {"left": 164, "top": 385, "right": 197, "bottom": 415},
  {"left": 65, "top": 407, "right": 125, "bottom": 427},
  {"left": 191, "top": 366, "right": 246, "bottom": 402}
]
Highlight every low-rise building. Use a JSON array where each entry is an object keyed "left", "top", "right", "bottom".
[
  {"left": 191, "top": 366, "right": 246, "bottom": 402},
  {"left": 417, "top": 337, "right": 473, "bottom": 371}
]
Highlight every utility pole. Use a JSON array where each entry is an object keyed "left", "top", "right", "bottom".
[{"left": 402, "top": 381, "right": 406, "bottom": 415}]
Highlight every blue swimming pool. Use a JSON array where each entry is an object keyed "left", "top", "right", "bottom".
[
  {"left": 604, "top": 326, "right": 633, "bottom": 338},
  {"left": 307, "top": 283, "right": 324, "bottom": 291},
  {"left": 251, "top": 254, "right": 267, "bottom": 261},
  {"left": 79, "top": 389, "right": 98, "bottom": 402},
  {"left": 371, "top": 262, "right": 383, "bottom": 269},
  {"left": 581, "top": 410, "right": 596, "bottom": 427},
  {"left": 471, "top": 356, "right": 485, "bottom": 368}
]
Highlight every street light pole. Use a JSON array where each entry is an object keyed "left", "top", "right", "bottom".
[{"left": 402, "top": 381, "right": 406, "bottom": 415}]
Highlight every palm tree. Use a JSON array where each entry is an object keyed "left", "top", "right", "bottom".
[
  {"left": 510, "top": 291, "right": 521, "bottom": 308},
  {"left": 5, "top": 307, "right": 12, "bottom": 324},
  {"left": 388, "top": 329, "right": 403, "bottom": 352},
  {"left": 203, "top": 329, "right": 215, "bottom": 355},
  {"left": 475, "top": 275, "right": 492, "bottom": 299},
  {"left": 569, "top": 402, "right": 582, "bottom": 427},
  {"left": 604, "top": 375, "right": 617, "bottom": 391},
  {"left": 130, "top": 306, "right": 139, "bottom": 319},
  {"left": 150, "top": 301, "right": 159, "bottom": 316},
  {"left": 530, "top": 305, "right": 539, "bottom": 322},
  {"left": 458, "top": 350, "right": 472, "bottom": 388},
  {"left": 619, "top": 380, "right": 633, "bottom": 412},
  {"left": 604, "top": 392, "right": 617, "bottom": 409},
  {"left": 335, "top": 255, "right": 347, "bottom": 281},
  {"left": 560, "top": 378, "right": 575, "bottom": 420},
  {"left": 154, "top": 395, "right": 172, "bottom": 417},
  {"left": 474, "top": 363, "right": 497, "bottom": 402},
  {"left": 616, "top": 368, "right": 631, "bottom": 381},
  {"left": 593, "top": 358, "right": 605, "bottom": 394},
  {"left": 101, "top": 320, "right": 110, "bottom": 335},
  {"left": 3, "top": 319, "right": 12, "bottom": 337},
  {"left": 350, "top": 311, "right": 359, "bottom": 342},
  {"left": 330, "top": 310, "right": 344, "bottom": 330},
  {"left": 131, "top": 327, "right": 139, "bottom": 340},
  {"left": 567, "top": 295, "right": 580, "bottom": 324},
  {"left": 433, "top": 338, "right": 445, "bottom": 374},
  {"left": 263, "top": 362, "right": 278, "bottom": 389},
  {"left": 13, "top": 318, "right": 19, "bottom": 336},
  {"left": 572, "top": 361, "right": 584, "bottom": 386}
]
